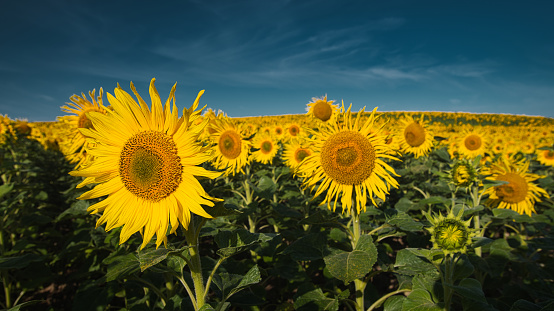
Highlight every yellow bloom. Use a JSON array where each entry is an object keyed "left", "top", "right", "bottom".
[
  {"left": 457, "top": 129, "right": 488, "bottom": 159},
  {"left": 536, "top": 148, "right": 554, "bottom": 166},
  {"left": 298, "top": 103, "right": 399, "bottom": 214},
  {"left": 250, "top": 133, "right": 279, "bottom": 165},
  {"left": 70, "top": 78, "right": 221, "bottom": 249},
  {"left": 483, "top": 157, "right": 549, "bottom": 216},
  {"left": 396, "top": 115, "right": 434, "bottom": 158},
  {"left": 305, "top": 95, "right": 339, "bottom": 122},
  {"left": 209, "top": 117, "right": 251, "bottom": 176},
  {"left": 282, "top": 140, "right": 313, "bottom": 172}
]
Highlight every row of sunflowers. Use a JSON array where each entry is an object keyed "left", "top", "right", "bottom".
[{"left": 1, "top": 78, "right": 553, "bottom": 310}]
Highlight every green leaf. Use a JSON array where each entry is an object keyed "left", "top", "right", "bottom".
[
  {"left": 402, "top": 289, "right": 443, "bottom": 311},
  {"left": 433, "top": 147, "right": 451, "bottom": 162},
  {"left": 104, "top": 253, "right": 140, "bottom": 282},
  {"left": 0, "top": 253, "right": 43, "bottom": 271},
  {"left": 138, "top": 245, "right": 190, "bottom": 272},
  {"left": 395, "top": 197, "right": 416, "bottom": 212},
  {"left": 215, "top": 229, "right": 275, "bottom": 258},
  {"left": 418, "top": 196, "right": 450, "bottom": 208},
  {"left": 213, "top": 265, "right": 261, "bottom": 301},
  {"left": 355, "top": 234, "right": 378, "bottom": 257},
  {"left": 447, "top": 278, "right": 486, "bottom": 303},
  {"left": 452, "top": 256, "right": 474, "bottom": 281},
  {"left": 204, "top": 202, "right": 242, "bottom": 218},
  {"left": 324, "top": 250, "right": 373, "bottom": 284},
  {"left": 294, "top": 287, "right": 339, "bottom": 311},
  {"left": 283, "top": 232, "right": 327, "bottom": 261},
  {"left": 384, "top": 295, "right": 406, "bottom": 311},
  {"left": 0, "top": 182, "right": 14, "bottom": 198},
  {"left": 387, "top": 212, "right": 424, "bottom": 232},
  {"left": 299, "top": 211, "right": 342, "bottom": 228},
  {"left": 55, "top": 200, "right": 89, "bottom": 221},
  {"left": 471, "top": 237, "right": 493, "bottom": 248},
  {"left": 199, "top": 304, "right": 216, "bottom": 311},
  {"left": 509, "top": 299, "right": 542, "bottom": 311},
  {"left": 394, "top": 249, "right": 440, "bottom": 276}
]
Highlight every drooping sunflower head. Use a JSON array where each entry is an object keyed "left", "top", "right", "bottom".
[
  {"left": 396, "top": 115, "right": 434, "bottom": 158},
  {"left": 209, "top": 117, "right": 251, "bottom": 176},
  {"left": 425, "top": 208, "right": 474, "bottom": 256},
  {"left": 305, "top": 95, "right": 339, "bottom": 122},
  {"left": 298, "top": 102, "right": 400, "bottom": 214},
  {"left": 483, "top": 157, "right": 549, "bottom": 216},
  {"left": 70, "top": 78, "right": 222, "bottom": 249}
]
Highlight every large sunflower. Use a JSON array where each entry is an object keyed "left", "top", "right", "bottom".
[
  {"left": 396, "top": 114, "right": 434, "bottom": 158},
  {"left": 70, "top": 78, "right": 221, "bottom": 249},
  {"left": 305, "top": 95, "right": 339, "bottom": 122},
  {"left": 483, "top": 157, "right": 548, "bottom": 216},
  {"left": 209, "top": 117, "right": 251, "bottom": 176},
  {"left": 298, "top": 103, "right": 399, "bottom": 214}
]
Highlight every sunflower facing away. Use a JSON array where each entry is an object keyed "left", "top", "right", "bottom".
[
  {"left": 396, "top": 114, "right": 434, "bottom": 158},
  {"left": 209, "top": 116, "right": 251, "bottom": 176},
  {"left": 59, "top": 88, "right": 108, "bottom": 166},
  {"left": 305, "top": 95, "right": 339, "bottom": 122},
  {"left": 298, "top": 103, "right": 400, "bottom": 214},
  {"left": 70, "top": 78, "right": 222, "bottom": 249},
  {"left": 482, "top": 157, "right": 549, "bottom": 216}
]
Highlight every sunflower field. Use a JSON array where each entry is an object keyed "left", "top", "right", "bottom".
[{"left": 1, "top": 79, "right": 554, "bottom": 311}]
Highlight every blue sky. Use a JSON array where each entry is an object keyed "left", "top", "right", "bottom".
[{"left": 1, "top": 0, "right": 554, "bottom": 121}]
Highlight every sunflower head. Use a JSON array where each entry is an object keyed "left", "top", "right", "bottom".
[
  {"left": 449, "top": 159, "right": 478, "bottom": 188},
  {"left": 397, "top": 115, "right": 434, "bottom": 158},
  {"left": 425, "top": 208, "right": 474, "bottom": 256},
  {"left": 209, "top": 117, "right": 251, "bottom": 176},
  {"left": 305, "top": 95, "right": 339, "bottom": 122},
  {"left": 298, "top": 102, "right": 400, "bottom": 214}
]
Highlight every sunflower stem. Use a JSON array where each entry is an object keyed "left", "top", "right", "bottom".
[
  {"left": 442, "top": 254, "right": 455, "bottom": 311},
  {"left": 185, "top": 218, "right": 206, "bottom": 310},
  {"left": 351, "top": 206, "right": 366, "bottom": 311},
  {"left": 471, "top": 185, "right": 483, "bottom": 257}
]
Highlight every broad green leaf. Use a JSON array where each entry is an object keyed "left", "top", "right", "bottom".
[
  {"left": 418, "top": 196, "right": 450, "bottom": 208},
  {"left": 387, "top": 212, "right": 424, "bottom": 232},
  {"left": 402, "top": 289, "right": 442, "bottom": 311},
  {"left": 299, "top": 211, "right": 341, "bottom": 227},
  {"left": 324, "top": 250, "right": 373, "bottom": 284},
  {"left": 452, "top": 256, "right": 474, "bottom": 281},
  {"left": 294, "top": 287, "right": 339, "bottom": 311},
  {"left": 395, "top": 197, "right": 416, "bottom": 212},
  {"left": 283, "top": 232, "right": 327, "bottom": 261},
  {"left": 0, "top": 182, "right": 14, "bottom": 198},
  {"left": 384, "top": 295, "right": 406, "bottom": 311},
  {"left": 215, "top": 229, "right": 275, "bottom": 258},
  {"left": 395, "top": 249, "right": 440, "bottom": 276},
  {"left": 447, "top": 278, "right": 486, "bottom": 303},
  {"left": 508, "top": 299, "right": 541, "bottom": 311},
  {"left": 471, "top": 237, "right": 493, "bottom": 248},
  {"left": 213, "top": 265, "right": 261, "bottom": 300},
  {"left": 0, "top": 253, "right": 43, "bottom": 271},
  {"left": 104, "top": 253, "right": 140, "bottom": 282},
  {"left": 138, "top": 245, "right": 190, "bottom": 272},
  {"left": 355, "top": 234, "right": 378, "bottom": 259},
  {"left": 205, "top": 202, "right": 242, "bottom": 218},
  {"left": 56, "top": 200, "right": 89, "bottom": 221},
  {"left": 433, "top": 147, "right": 451, "bottom": 162}
]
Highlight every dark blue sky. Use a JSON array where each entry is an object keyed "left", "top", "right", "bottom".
[{"left": 1, "top": 0, "right": 554, "bottom": 121}]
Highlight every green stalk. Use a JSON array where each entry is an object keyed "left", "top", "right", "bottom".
[
  {"left": 351, "top": 206, "right": 366, "bottom": 311},
  {"left": 442, "top": 254, "right": 455, "bottom": 311},
  {"left": 471, "top": 185, "right": 482, "bottom": 257},
  {"left": 185, "top": 218, "right": 206, "bottom": 310}
]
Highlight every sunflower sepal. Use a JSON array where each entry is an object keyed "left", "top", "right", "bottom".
[{"left": 424, "top": 207, "right": 475, "bottom": 257}]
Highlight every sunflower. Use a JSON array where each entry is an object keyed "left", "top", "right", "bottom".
[
  {"left": 396, "top": 114, "right": 434, "bottom": 158},
  {"left": 425, "top": 208, "right": 474, "bottom": 256},
  {"left": 457, "top": 129, "right": 488, "bottom": 159},
  {"left": 305, "top": 95, "right": 339, "bottom": 122},
  {"left": 70, "top": 78, "right": 222, "bottom": 249},
  {"left": 536, "top": 148, "right": 554, "bottom": 166},
  {"left": 59, "top": 88, "right": 108, "bottom": 165},
  {"left": 482, "top": 157, "right": 549, "bottom": 216},
  {"left": 298, "top": 103, "right": 399, "bottom": 214},
  {"left": 284, "top": 122, "right": 305, "bottom": 142},
  {"left": 250, "top": 133, "right": 279, "bottom": 165},
  {"left": 448, "top": 159, "right": 478, "bottom": 188},
  {"left": 282, "top": 140, "right": 313, "bottom": 172},
  {"left": 209, "top": 117, "right": 251, "bottom": 176}
]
